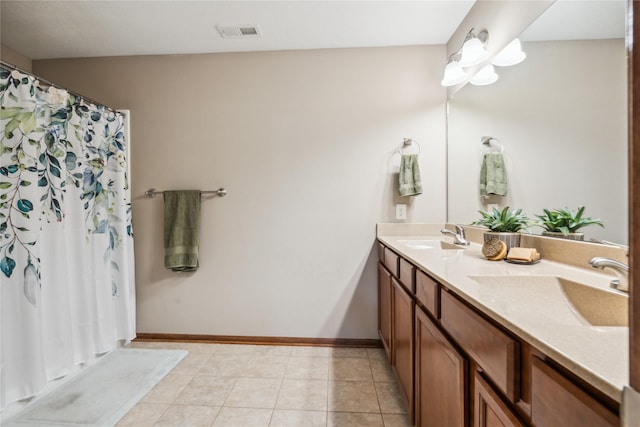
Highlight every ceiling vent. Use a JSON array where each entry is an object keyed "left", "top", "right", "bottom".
[{"left": 216, "top": 25, "right": 261, "bottom": 38}]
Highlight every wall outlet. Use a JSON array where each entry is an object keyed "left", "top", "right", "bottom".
[{"left": 395, "top": 204, "right": 407, "bottom": 220}]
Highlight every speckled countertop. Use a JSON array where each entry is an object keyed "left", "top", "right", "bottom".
[{"left": 377, "top": 224, "right": 629, "bottom": 403}]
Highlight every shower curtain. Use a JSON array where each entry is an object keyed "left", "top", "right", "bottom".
[{"left": 0, "top": 68, "right": 135, "bottom": 409}]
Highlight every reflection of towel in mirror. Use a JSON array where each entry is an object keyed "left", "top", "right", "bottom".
[
  {"left": 480, "top": 153, "right": 507, "bottom": 197},
  {"left": 399, "top": 154, "right": 423, "bottom": 197},
  {"left": 164, "top": 190, "right": 201, "bottom": 272}
]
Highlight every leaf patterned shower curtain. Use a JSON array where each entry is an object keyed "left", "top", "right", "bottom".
[{"left": 0, "top": 68, "right": 135, "bottom": 409}]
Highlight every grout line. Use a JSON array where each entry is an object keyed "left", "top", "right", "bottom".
[{"left": 122, "top": 342, "right": 409, "bottom": 426}]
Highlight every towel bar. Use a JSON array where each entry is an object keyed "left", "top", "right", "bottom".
[
  {"left": 481, "top": 136, "right": 504, "bottom": 154},
  {"left": 145, "top": 188, "right": 227, "bottom": 198},
  {"left": 397, "top": 138, "right": 421, "bottom": 156}
]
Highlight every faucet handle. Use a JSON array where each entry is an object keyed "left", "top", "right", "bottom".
[{"left": 454, "top": 224, "right": 465, "bottom": 237}]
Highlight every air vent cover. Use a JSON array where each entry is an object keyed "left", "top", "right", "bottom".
[{"left": 216, "top": 25, "right": 261, "bottom": 38}]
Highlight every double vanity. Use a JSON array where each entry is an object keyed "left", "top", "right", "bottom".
[{"left": 377, "top": 223, "right": 628, "bottom": 427}]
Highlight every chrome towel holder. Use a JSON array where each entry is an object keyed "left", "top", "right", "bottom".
[
  {"left": 397, "top": 138, "right": 421, "bottom": 155},
  {"left": 145, "top": 188, "right": 227, "bottom": 198},
  {"left": 481, "top": 136, "right": 504, "bottom": 154}
]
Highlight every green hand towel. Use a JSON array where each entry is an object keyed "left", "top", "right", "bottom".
[
  {"left": 398, "top": 154, "right": 423, "bottom": 197},
  {"left": 163, "top": 190, "right": 201, "bottom": 272},
  {"left": 480, "top": 153, "right": 507, "bottom": 197}
]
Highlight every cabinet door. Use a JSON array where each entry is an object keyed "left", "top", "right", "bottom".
[
  {"left": 475, "top": 373, "right": 525, "bottom": 427},
  {"left": 391, "top": 278, "right": 414, "bottom": 417},
  {"left": 530, "top": 357, "right": 618, "bottom": 427},
  {"left": 378, "top": 262, "right": 392, "bottom": 359},
  {"left": 415, "top": 307, "right": 468, "bottom": 427}
]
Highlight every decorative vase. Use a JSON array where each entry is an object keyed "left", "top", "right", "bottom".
[
  {"left": 541, "top": 231, "right": 584, "bottom": 241},
  {"left": 483, "top": 232, "right": 521, "bottom": 250}
]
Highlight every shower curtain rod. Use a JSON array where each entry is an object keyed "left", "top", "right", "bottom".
[{"left": 0, "top": 59, "right": 120, "bottom": 114}]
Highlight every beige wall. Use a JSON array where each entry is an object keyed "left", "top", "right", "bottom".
[
  {"left": 1, "top": 44, "right": 32, "bottom": 71},
  {"left": 448, "top": 39, "right": 627, "bottom": 244},
  {"left": 35, "top": 46, "right": 447, "bottom": 338}
]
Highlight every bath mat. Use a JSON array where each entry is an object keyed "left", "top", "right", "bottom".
[{"left": 4, "top": 348, "right": 187, "bottom": 427}]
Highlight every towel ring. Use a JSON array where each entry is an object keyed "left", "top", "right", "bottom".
[
  {"left": 397, "top": 138, "right": 421, "bottom": 156},
  {"left": 481, "top": 137, "right": 504, "bottom": 154}
]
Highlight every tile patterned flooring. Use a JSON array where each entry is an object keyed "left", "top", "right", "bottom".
[{"left": 118, "top": 342, "right": 411, "bottom": 427}]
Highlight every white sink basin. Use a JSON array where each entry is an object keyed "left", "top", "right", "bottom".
[
  {"left": 397, "top": 239, "right": 464, "bottom": 250},
  {"left": 468, "top": 275, "right": 628, "bottom": 327}
]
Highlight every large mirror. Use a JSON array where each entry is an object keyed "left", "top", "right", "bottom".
[{"left": 447, "top": 0, "right": 628, "bottom": 244}]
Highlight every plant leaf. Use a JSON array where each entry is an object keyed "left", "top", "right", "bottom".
[
  {"left": 0, "top": 107, "right": 23, "bottom": 119},
  {"left": 0, "top": 256, "right": 16, "bottom": 278},
  {"left": 4, "top": 118, "right": 20, "bottom": 138},
  {"left": 17, "top": 199, "right": 33, "bottom": 213},
  {"left": 21, "top": 112, "right": 37, "bottom": 134}
]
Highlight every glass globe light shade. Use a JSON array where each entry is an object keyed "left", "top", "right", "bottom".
[
  {"left": 470, "top": 64, "right": 499, "bottom": 86},
  {"left": 492, "top": 38, "right": 526, "bottom": 67},
  {"left": 440, "top": 60, "right": 468, "bottom": 87},
  {"left": 459, "top": 37, "right": 488, "bottom": 68}
]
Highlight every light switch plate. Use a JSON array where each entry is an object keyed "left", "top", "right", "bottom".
[{"left": 396, "top": 204, "right": 407, "bottom": 220}]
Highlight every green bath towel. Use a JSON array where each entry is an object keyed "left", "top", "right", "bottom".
[
  {"left": 399, "top": 154, "right": 423, "bottom": 197},
  {"left": 480, "top": 153, "right": 507, "bottom": 197},
  {"left": 163, "top": 190, "right": 201, "bottom": 272}
]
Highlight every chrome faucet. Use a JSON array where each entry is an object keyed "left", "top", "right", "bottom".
[
  {"left": 441, "top": 225, "right": 470, "bottom": 246},
  {"left": 588, "top": 257, "right": 629, "bottom": 293}
]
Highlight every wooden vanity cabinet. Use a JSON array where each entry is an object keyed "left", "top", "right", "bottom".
[
  {"left": 391, "top": 278, "right": 414, "bottom": 418},
  {"left": 415, "top": 306, "right": 468, "bottom": 427},
  {"left": 376, "top": 241, "right": 619, "bottom": 427},
  {"left": 377, "top": 262, "right": 392, "bottom": 359}
]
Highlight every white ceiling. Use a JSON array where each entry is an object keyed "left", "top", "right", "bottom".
[
  {"left": 520, "top": 0, "right": 626, "bottom": 42},
  {"left": 0, "top": 1, "right": 626, "bottom": 61},
  {"left": 0, "top": 1, "right": 475, "bottom": 60}
]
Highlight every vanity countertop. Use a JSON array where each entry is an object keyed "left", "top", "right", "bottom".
[{"left": 377, "top": 232, "right": 629, "bottom": 403}]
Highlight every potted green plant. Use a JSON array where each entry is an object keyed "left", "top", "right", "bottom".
[
  {"left": 472, "top": 206, "right": 530, "bottom": 249},
  {"left": 534, "top": 207, "right": 604, "bottom": 241}
]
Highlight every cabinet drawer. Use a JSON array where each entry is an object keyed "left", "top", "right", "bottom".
[
  {"left": 415, "top": 270, "right": 438, "bottom": 317},
  {"left": 399, "top": 257, "right": 415, "bottom": 293},
  {"left": 384, "top": 247, "right": 399, "bottom": 277},
  {"left": 440, "top": 289, "right": 519, "bottom": 403},
  {"left": 530, "top": 357, "right": 618, "bottom": 427},
  {"left": 378, "top": 242, "right": 385, "bottom": 262}
]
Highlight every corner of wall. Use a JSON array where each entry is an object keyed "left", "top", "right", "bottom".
[{"left": 1, "top": 44, "right": 33, "bottom": 72}]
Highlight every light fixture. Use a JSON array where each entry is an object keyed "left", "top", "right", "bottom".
[
  {"left": 441, "top": 29, "right": 524, "bottom": 87},
  {"left": 440, "top": 59, "right": 468, "bottom": 87},
  {"left": 470, "top": 64, "right": 498, "bottom": 86},
  {"left": 441, "top": 28, "right": 489, "bottom": 87},
  {"left": 458, "top": 29, "right": 489, "bottom": 68},
  {"left": 492, "top": 38, "right": 526, "bottom": 67}
]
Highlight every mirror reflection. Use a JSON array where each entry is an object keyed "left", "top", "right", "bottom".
[{"left": 447, "top": 0, "right": 627, "bottom": 244}]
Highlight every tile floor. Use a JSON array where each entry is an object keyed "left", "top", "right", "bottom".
[{"left": 118, "top": 342, "right": 411, "bottom": 427}]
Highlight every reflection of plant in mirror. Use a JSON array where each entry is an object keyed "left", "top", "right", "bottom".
[
  {"left": 472, "top": 207, "right": 529, "bottom": 232},
  {"left": 534, "top": 207, "right": 604, "bottom": 236}
]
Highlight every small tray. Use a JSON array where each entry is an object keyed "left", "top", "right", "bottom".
[{"left": 504, "top": 258, "right": 541, "bottom": 265}]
